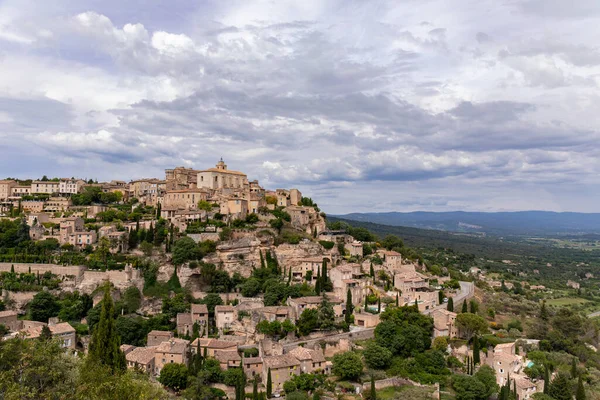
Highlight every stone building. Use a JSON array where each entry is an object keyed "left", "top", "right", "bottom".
[
  {"left": 215, "top": 305, "right": 236, "bottom": 331},
  {"left": 0, "top": 180, "right": 17, "bottom": 200},
  {"left": 154, "top": 338, "right": 189, "bottom": 375},
  {"left": 31, "top": 181, "right": 59, "bottom": 194},
  {"left": 147, "top": 330, "right": 174, "bottom": 347},
  {"left": 125, "top": 346, "right": 156, "bottom": 373},
  {"left": 163, "top": 188, "right": 209, "bottom": 210},
  {"left": 165, "top": 166, "right": 200, "bottom": 190},
  {"left": 432, "top": 309, "right": 458, "bottom": 338},
  {"left": 197, "top": 159, "right": 248, "bottom": 190}
]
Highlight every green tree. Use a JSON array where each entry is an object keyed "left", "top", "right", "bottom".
[
  {"left": 122, "top": 286, "right": 142, "bottom": 313},
  {"left": 543, "top": 364, "right": 550, "bottom": 394},
  {"left": 317, "top": 296, "right": 335, "bottom": 331},
  {"left": 200, "top": 293, "right": 224, "bottom": 315},
  {"left": 456, "top": 313, "right": 488, "bottom": 341},
  {"left": 159, "top": 363, "right": 189, "bottom": 391},
  {"left": 267, "top": 368, "right": 272, "bottom": 398},
  {"left": 297, "top": 308, "right": 319, "bottom": 336},
  {"left": 548, "top": 373, "right": 572, "bottom": 400},
  {"left": 88, "top": 286, "right": 126, "bottom": 372},
  {"left": 332, "top": 351, "right": 363, "bottom": 381},
  {"left": 474, "top": 365, "right": 498, "bottom": 398},
  {"left": 115, "top": 316, "right": 146, "bottom": 346},
  {"left": 172, "top": 236, "right": 199, "bottom": 265},
  {"left": 473, "top": 335, "right": 480, "bottom": 365},
  {"left": 345, "top": 288, "right": 353, "bottom": 324},
  {"left": 321, "top": 259, "right": 332, "bottom": 291},
  {"left": 461, "top": 301, "right": 468, "bottom": 313},
  {"left": 571, "top": 357, "right": 578, "bottom": 379},
  {"left": 39, "top": 325, "right": 52, "bottom": 341},
  {"left": 469, "top": 299, "right": 478, "bottom": 314},
  {"left": 540, "top": 300, "right": 549, "bottom": 321},
  {"left": 447, "top": 297, "right": 454, "bottom": 312},
  {"left": 363, "top": 342, "right": 392, "bottom": 369},
  {"left": 370, "top": 375, "right": 376, "bottom": 400},
  {"left": 576, "top": 374, "right": 586, "bottom": 400},
  {"left": 29, "top": 291, "right": 60, "bottom": 322},
  {"left": 452, "top": 375, "right": 487, "bottom": 400}
]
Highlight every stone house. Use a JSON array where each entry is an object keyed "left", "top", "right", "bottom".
[
  {"left": 163, "top": 188, "right": 209, "bottom": 210},
  {"left": 0, "top": 180, "right": 17, "bottom": 200},
  {"left": 243, "top": 357, "right": 263, "bottom": 379},
  {"left": 514, "top": 376, "right": 540, "bottom": 400},
  {"left": 11, "top": 185, "right": 31, "bottom": 197},
  {"left": 191, "top": 304, "right": 209, "bottom": 326},
  {"left": 59, "top": 179, "right": 85, "bottom": 195},
  {"left": 190, "top": 338, "right": 238, "bottom": 357},
  {"left": 176, "top": 313, "right": 194, "bottom": 336},
  {"left": 486, "top": 342, "right": 522, "bottom": 386},
  {"left": 287, "top": 346, "right": 326, "bottom": 374},
  {"left": 31, "top": 181, "right": 59, "bottom": 194},
  {"left": 125, "top": 346, "right": 156, "bottom": 373},
  {"left": 379, "top": 250, "right": 402, "bottom": 269},
  {"left": 0, "top": 310, "right": 19, "bottom": 331},
  {"left": 344, "top": 241, "right": 363, "bottom": 257},
  {"left": 329, "top": 264, "right": 367, "bottom": 307},
  {"left": 154, "top": 338, "right": 189, "bottom": 375},
  {"left": 147, "top": 330, "right": 174, "bottom": 347},
  {"left": 354, "top": 312, "right": 380, "bottom": 328},
  {"left": 432, "top": 309, "right": 458, "bottom": 338},
  {"left": 262, "top": 353, "right": 300, "bottom": 392},
  {"left": 215, "top": 305, "right": 236, "bottom": 331},
  {"left": 290, "top": 257, "right": 324, "bottom": 282},
  {"left": 215, "top": 349, "right": 242, "bottom": 370},
  {"left": 286, "top": 296, "right": 344, "bottom": 320}
]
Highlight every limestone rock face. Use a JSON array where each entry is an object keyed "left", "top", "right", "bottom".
[
  {"left": 274, "top": 241, "right": 327, "bottom": 267},
  {"left": 204, "top": 235, "right": 273, "bottom": 277}
]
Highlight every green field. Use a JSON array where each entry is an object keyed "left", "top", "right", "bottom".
[{"left": 546, "top": 297, "right": 590, "bottom": 306}]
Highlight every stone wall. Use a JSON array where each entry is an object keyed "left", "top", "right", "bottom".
[
  {"left": 0, "top": 263, "right": 85, "bottom": 280},
  {"left": 282, "top": 328, "right": 375, "bottom": 352}
]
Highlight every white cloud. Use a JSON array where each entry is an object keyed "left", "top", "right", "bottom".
[{"left": 0, "top": 1, "right": 600, "bottom": 213}]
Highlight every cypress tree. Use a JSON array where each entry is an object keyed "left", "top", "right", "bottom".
[
  {"left": 156, "top": 203, "right": 161, "bottom": 219},
  {"left": 543, "top": 364, "right": 550, "bottom": 394},
  {"left": 513, "top": 380, "right": 517, "bottom": 398},
  {"left": 540, "top": 300, "right": 549, "bottom": 321},
  {"left": 572, "top": 357, "right": 578, "bottom": 379},
  {"left": 365, "top": 292, "right": 368, "bottom": 310},
  {"left": 253, "top": 376, "right": 258, "bottom": 400},
  {"left": 315, "top": 267, "right": 321, "bottom": 295},
  {"left": 378, "top": 296, "right": 381, "bottom": 313},
  {"left": 473, "top": 335, "right": 480, "bottom": 365},
  {"left": 396, "top": 293, "right": 399, "bottom": 306},
  {"left": 438, "top": 290, "right": 444, "bottom": 305},
  {"left": 370, "top": 375, "right": 376, "bottom": 400},
  {"left": 266, "top": 368, "right": 272, "bottom": 398},
  {"left": 288, "top": 268, "right": 292, "bottom": 285},
  {"left": 576, "top": 374, "right": 586, "bottom": 400},
  {"left": 447, "top": 297, "right": 454, "bottom": 312},
  {"left": 548, "top": 373, "right": 573, "bottom": 400},
  {"left": 260, "top": 250, "right": 265, "bottom": 269},
  {"left": 345, "top": 288, "right": 353, "bottom": 324},
  {"left": 147, "top": 222, "right": 155, "bottom": 243},
  {"left": 88, "top": 285, "right": 125, "bottom": 372},
  {"left": 461, "top": 301, "right": 468, "bottom": 313},
  {"left": 321, "top": 258, "right": 331, "bottom": 291},
  {"left": 370, "top": 263, "right": 374, "bottom": 277}
]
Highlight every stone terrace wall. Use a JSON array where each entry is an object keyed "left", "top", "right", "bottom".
[
  {"left": 282, "top": 328, "right": 375, "bottom": 352},
  {"left": 0, "top": 263, "right": 85, "bottom": 280}
]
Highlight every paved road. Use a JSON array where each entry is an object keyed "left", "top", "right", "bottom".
[
  {"left": 423, "top": 281, "right": 474, "bottom": 315},
  {"left": 588, "top": 310, "right": 600, "bottom": 318}
]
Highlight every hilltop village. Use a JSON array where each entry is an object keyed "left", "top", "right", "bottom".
[{"left": 0, "top": 160, "right": 588, "bottom": 399}]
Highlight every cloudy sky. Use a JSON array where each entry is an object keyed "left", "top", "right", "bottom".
[{"left": 1, "top": 0, "right": 600, "bottom": 214}]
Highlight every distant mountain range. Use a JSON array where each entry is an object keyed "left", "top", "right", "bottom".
[{"left": 332, "top": 211, "right": 600, "bottom": 237}]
